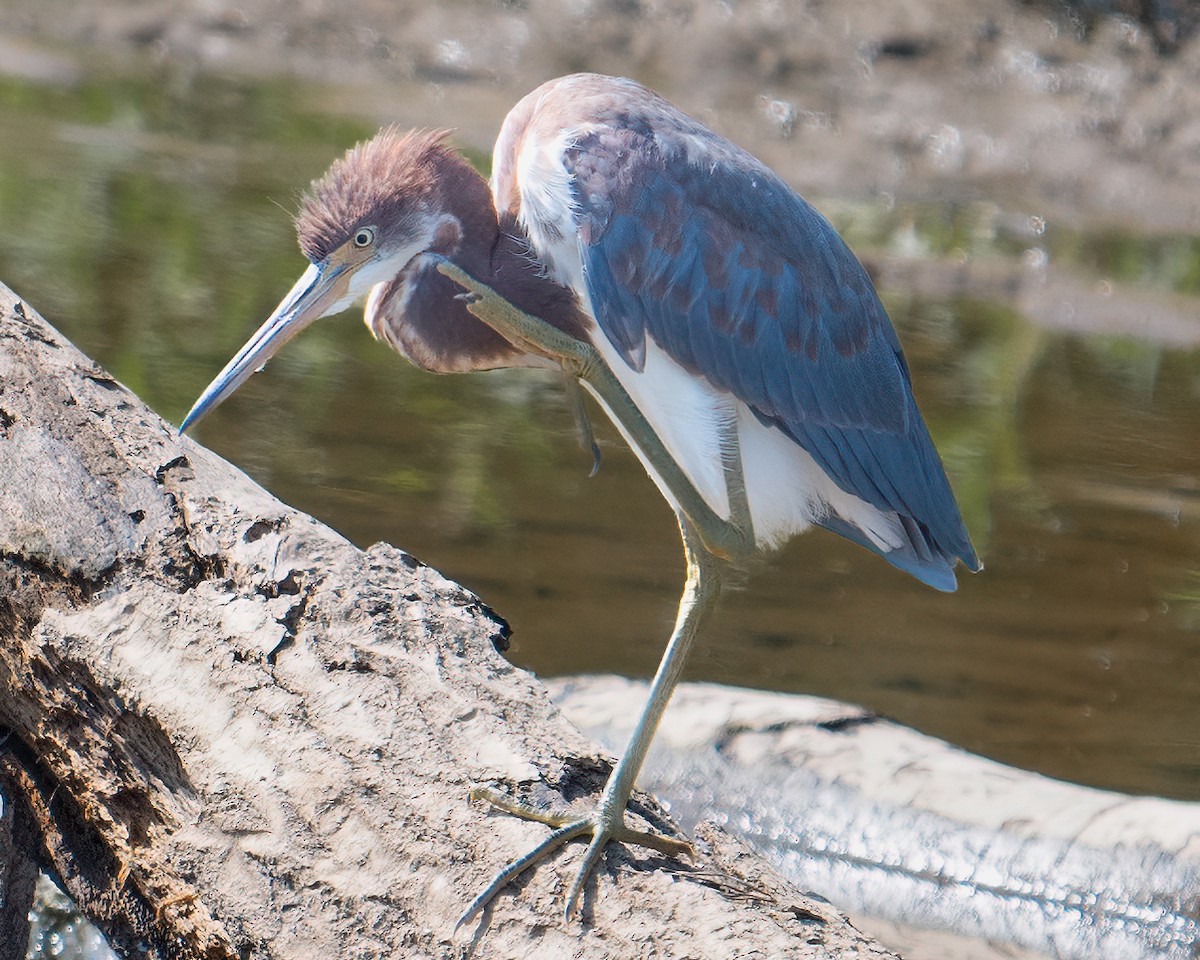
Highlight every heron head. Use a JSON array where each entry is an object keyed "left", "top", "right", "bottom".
[{"left": 181, "top": 128, "right": 460, "bottom": 431}]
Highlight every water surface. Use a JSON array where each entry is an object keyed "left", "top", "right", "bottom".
[{"left": 1, "top": 60, "right": 1198, "bottom": 808}]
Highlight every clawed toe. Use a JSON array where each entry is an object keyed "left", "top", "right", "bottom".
[{"left": 455, "top": 784, "right": 692, "bottom": 932}]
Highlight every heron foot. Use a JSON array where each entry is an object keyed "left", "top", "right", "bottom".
[{"left": 455, "top": 785, "right": 693, "bottom": 930}]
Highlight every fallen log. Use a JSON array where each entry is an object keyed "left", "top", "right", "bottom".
[
  {"left": 550, "top": 676, "right": 1200, "bottom": 960},
  {"left": 0, "top": 281, "right": 897, "bottom": 958}
]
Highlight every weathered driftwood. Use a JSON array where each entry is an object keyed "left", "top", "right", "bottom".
[
  {"left": 550, "top": 676, "right": 1200, "bottom": 960},
  {"left": 0, "top": 281, "right": 898, "bottom": 959}
]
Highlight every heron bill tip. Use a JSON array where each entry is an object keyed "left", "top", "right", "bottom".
[{"left": 179, "top": 261, "right": 346, "bottom": 432}]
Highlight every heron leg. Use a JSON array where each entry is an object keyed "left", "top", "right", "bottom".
[
  {"left": 436, "top": 259, "right": 755, "bottom": 563},
  {"left": 439, "top": 262, "right": 743, "bottom": 923},
  {"left": 456, "top": 515, "right": 723, "bottom": 928}
]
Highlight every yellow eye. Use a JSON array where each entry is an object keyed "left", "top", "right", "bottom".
[{"left": 353, "top": 226, "right": 376, "bottom": 248}]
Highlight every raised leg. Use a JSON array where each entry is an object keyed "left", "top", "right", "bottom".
[
  {"left": 438, "top": 259, "right": 755, "bottom": 563},
  {"left": 456, "top": 515, "right": 725, "bottom": 928}
]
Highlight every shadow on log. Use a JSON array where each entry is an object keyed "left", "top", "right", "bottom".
[
  {"left": 0, "top": 746, "right": 41, "bottom": 959},
  {"left": 0, "top": 282, "right": 898, "bottom": 957}
]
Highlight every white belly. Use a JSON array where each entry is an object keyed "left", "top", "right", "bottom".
[
  {"left": 586, "top": 331, "right": 905, "bottom": 554},
  {"left": 586, "top": 334, "right": 733, "bottom": 521}
]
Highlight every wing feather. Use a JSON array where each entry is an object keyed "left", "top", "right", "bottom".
[{"left": 562, "top": 117, "right": 978, "bottom": 587}]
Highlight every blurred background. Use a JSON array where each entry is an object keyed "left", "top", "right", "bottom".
[{"left": 0, "top": 0, "right": 1198, "bottom": 955}]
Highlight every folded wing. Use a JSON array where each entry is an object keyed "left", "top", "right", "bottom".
[{"left": 564, "top": 121, "right": 979, "bottom": 589}]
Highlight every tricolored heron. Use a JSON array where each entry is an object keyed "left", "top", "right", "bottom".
[{"left": 182, "top": 73, "right": 980, "bottom": 926}]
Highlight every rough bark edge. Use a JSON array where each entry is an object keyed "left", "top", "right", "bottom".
[
  {"left": 0, "top": 732, "right": 222, "bottom": 959},
  {"left": 0, "top": 739, "right": 40, "bottom": 960}
]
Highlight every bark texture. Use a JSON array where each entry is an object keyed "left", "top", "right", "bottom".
[{"left": 0, "top": 282, "right": 897, "bottom": 959}]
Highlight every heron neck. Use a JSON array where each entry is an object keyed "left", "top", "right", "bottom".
[
  {"left": 367, "top": 151, "right": 586, "bottom": 373},
  {"left": 432, "top": 149, "right": 588, "bottom": 343},
  {"left": 437, "top": 154, "right": 500, "bottom": 277}
]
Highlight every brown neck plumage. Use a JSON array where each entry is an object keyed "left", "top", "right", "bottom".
[{"left": 368, "top": 146, "right": 587, "bottom": 374}]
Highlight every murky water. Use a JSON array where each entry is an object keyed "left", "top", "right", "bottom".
[{"left": 1, "top": 53, "right": 1198, "bottom": 830}]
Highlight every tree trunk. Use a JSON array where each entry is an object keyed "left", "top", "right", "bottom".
[{"left": 0, "top": 282, "right": 896, "bottom": 959}]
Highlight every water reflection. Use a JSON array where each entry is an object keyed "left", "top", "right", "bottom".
[
  {"left": 24, "top": 876, "right": 116, "bottom": 960},
  {"left": 0, "top": 60, "right": 1198, "bottom": 818}
]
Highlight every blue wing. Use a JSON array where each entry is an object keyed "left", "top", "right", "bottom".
[{"left": 563, "top": 121, "right": 979, "bottom": 590}]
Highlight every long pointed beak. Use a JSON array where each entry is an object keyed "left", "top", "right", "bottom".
[{"left": 180, "top": 261, "right": 348, "bottom": 432}]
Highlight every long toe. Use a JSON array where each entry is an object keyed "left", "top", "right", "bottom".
[
  {"left": 457, "top": 787, "right": 692, "bottom": 931},
  {"left": 455, "top": 818, "right": 591, "bottom": 933},
  {"left": 563, "top": 829, "right": 611, "bottom": 921}
]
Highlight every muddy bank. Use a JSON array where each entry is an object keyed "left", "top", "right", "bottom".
[{"left": 1, "top": 0, "right": 1199, "bottom": 235}]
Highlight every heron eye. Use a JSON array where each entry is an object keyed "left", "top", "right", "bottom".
[{"left": 352, "top": 226, "right": 376, "bottom": 248}]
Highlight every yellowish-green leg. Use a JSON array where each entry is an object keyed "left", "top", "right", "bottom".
[{"left": 455, "top": 515, "right": 725, "bottom": 928}]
